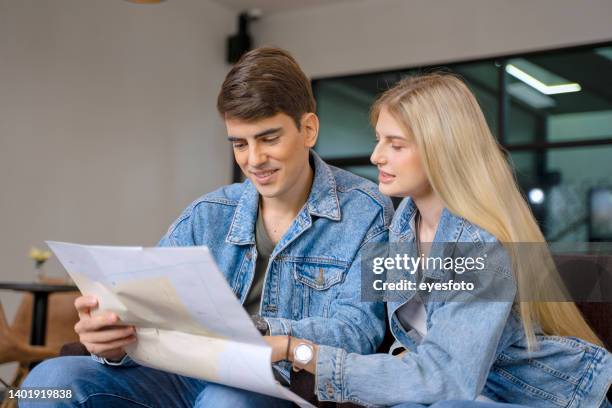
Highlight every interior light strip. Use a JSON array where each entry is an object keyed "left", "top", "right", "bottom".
[{"left": 506, "top": 64, "right": 581, "bottom": 95}]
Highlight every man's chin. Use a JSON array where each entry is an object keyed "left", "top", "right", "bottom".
[{"left": 253, "top": 183, "right": 280, "bottom": 198}]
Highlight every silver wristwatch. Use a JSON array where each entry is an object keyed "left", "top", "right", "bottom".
[{"left": 293, "top": 342, "right": 314, "bottom": 369}]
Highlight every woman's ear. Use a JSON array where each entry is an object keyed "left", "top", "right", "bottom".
[{"left": 300, "top": 113, "right": 319, "bottom": 148}]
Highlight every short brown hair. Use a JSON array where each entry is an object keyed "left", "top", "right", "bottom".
[{"left": 217, "top": 47, "right": 316, "bottom": 129}]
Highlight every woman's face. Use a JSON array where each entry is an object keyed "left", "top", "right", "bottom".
[{"left": 370, "top": 106, "right": 431, "bottom": 198}]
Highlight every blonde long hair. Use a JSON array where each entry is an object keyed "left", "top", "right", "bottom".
[{"left": 371, "top": 73, "right": 602, "bottom": 348}]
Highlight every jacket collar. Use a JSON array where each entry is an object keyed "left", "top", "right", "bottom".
[
  {"left": 305, "top": 151, "right": 341, "bottom": 221},
  {"left": 390, "top": 197, "right": 464, "bottom": 243},
  {"left": 390, "top": 197, "right": 465, "bottom": 281},
  {"left": 226, "top": 150, "right": 341, "bottom": 245}
]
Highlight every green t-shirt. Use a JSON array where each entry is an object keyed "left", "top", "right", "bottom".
[{"left": 243, "top": 208, "right": 275, "bottom": 315}]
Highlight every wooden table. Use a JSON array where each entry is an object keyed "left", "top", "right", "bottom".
[{"left": 0, "top": 282, "right": 78, "bottom": 368}]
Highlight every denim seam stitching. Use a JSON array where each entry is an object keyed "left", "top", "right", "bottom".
[
  {"left": 566, "top": 346, "right": 599, "bottom": 408},
  {"left": 538, "top": 335, "right": 589, "bottom": 350},
  {"left": 338, "top": 349, "right": 378, "bottom": 407},
  {"left": 293, "top": 263, "right": 345, "bottom": 291},
  {"left": 226, "top": 203, "right": 253, "bottom": 245},
  {"left": 230, "top": 247, "right": 251, "bottom": 296},
  {"left": 276, "top": 256, "right": 349, "bottom": 268},
  {"left": 336, "top": 185, "right": 391, "bottom": 227},
  {"left": 359, "top": 228, "right": 389, "bottom": 251},
  {"left": 337, "top": 348, "right": 346, "bottom": 402},
  {"left": 498, "top": 352, "right": 580, "bottom": 384},
  {"left": 166, "top": 198, "right": 238, "bottom": 242},
  {"left": 201, "top": 197, "right": 237, "bottom": 206},
  {"left": 493, "top": 366, "right": 569, "bottom": 406},
  {"left": 363, "top": 226, "right": 389, "bottom": 245}
]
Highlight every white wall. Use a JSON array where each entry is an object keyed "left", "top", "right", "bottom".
[
  {"left": 253, "top": 0, "right": 612, "bottom": 78},
  {"left": 0, "top": 0, "right": 234, "bottom": 379}
]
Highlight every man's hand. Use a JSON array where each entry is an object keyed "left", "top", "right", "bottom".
[{"left": 73, "top": 295, "right": 136, "bottom": 361}]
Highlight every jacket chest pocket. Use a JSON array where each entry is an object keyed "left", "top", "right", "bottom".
[{"left": 292, "top": 261, "right": 347, "bottom": 318}]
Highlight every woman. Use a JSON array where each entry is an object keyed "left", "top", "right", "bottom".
[{"left": 266, "top": 73, "right": 612, "bottom": 407}]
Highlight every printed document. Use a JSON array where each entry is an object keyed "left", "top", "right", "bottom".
[{"left": 47, "top": 241, "right": 313, "bottom": 407}]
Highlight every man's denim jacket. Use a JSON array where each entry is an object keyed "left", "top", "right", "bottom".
[
  {"left": 94, "top": 152, "right": 393, "bottom": 380},
  {"left": 315, "top": 197, "right": 612, "bottom": 408}
]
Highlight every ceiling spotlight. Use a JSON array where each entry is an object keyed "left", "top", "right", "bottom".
[{"left": 528, "top": 188, "right": 545, "bottom": 205}]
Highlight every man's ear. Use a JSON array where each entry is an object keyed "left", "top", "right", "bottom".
[{"left": 300, "top": 113, "right": 319, "bottom": 148}]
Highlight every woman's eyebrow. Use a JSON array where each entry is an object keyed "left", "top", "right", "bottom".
[
  {"left": 376, "top": 133, "right": 405, "bottom": 141},
  {"left": 375, "top": 131, "right": 405, "bottom": 140}
]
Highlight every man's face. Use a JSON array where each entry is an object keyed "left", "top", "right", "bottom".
[{"left": 226, "top": 112, "right": 318, "bottom": 199}]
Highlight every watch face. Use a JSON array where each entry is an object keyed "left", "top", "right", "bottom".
[{"left": 295, "top": 344, "right": 313, "bottom": 363}]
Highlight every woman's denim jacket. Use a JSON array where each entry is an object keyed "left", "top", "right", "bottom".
[
  {"left": 315, "top": 197, "right": 612, "bottom": 407},
  {"left": 93, "top": 152, "right": 392, "bottom": 380}
]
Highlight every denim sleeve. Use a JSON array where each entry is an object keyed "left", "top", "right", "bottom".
[
  {"left": 263, "top": 229, "right": 388, "bottom": 356},
  {"left": 314, "top": 280, "right": 515, "bottom": 405}
]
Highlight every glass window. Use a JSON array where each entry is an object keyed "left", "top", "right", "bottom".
[
  {"left": 453, "top": 62, "right": 500, "bottom": 139},
  {"left": 314, "top": 62, "right": 500, "bottom": 159},
  {"left": 314, "top": 76, "right": 378, "bottom": 159},
  {"left": 344, "top": 165, "right": 377, "bottom": 183},
  {"left": 505, "top": 47, "right": 612, "bottom": 145},
  {"left": 512, "top": 145, "right": 612, "bottom": 241},
  {"left": 311, "top": 42, "right": 612, "bottom": 240},
  {"left": 508, "top": 151, "right": 537, "bottom": 186},
  {"left": 545, "top": 146, "right": 612, "bottom": 241}
]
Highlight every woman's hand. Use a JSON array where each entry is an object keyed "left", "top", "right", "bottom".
[
  {"left": 263, "top": 335, "right": 290, "bottom": 362},
  {"left": 264, "top": 336, "right": 320, "bottom": 374},
  {"left": 288, "top": 337, "right": 319, "bottom": 374}
]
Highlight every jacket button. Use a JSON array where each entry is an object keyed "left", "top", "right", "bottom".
[
  {"left": 326, "top": 384, "right": 334, "bottom": 397},
  {"left": 317, "top": 268, "right": 325, "bottom": 285},
  {"left": 246, "top": 252, "right": 252, "bottom": 260}
]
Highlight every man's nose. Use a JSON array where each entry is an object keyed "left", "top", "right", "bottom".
[{"left": 248, "top": 143, "right": 267, "bottom": 167}]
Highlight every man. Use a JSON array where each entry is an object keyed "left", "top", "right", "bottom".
[{"left": 22, "top": 47, "right": 392, "bottom": 407}]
